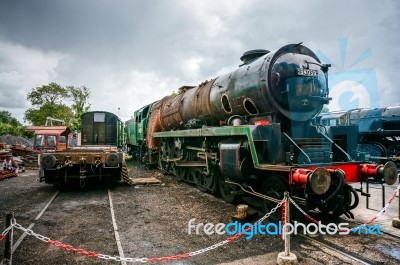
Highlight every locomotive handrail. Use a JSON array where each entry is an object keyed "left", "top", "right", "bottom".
[
  {"left": 282, "top": 133, "right": 312, "bottom": 164},
  {"left": 318, "top": 129, "right": 353, "bottom": 161},
  {"left": 370, "top": 155, "right": 400, "bottom": 161}
]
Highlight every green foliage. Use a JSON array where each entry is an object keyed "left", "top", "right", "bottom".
[
  {"left": 0, "top": 111, "right": 32, "bottom": 137},
  {"left": 24, "top": 83, "right": 91, "bottom": 131},
  {"left": 321, "top": 106, "right": 329, "bottom": 114},
  {"left": 27, "top": 82, "right": 69, "bottom": 106},
  {"left": 67, "top": 86, "right": 91, "bottom": 132},
  {"left": 25, "top": 103, "right": 73, "bottom": 126}
]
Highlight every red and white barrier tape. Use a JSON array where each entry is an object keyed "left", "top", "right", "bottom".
[
  {"left": 352, "top": 183, "right": 400, "bottom": 231},
  {"left": 9, "top": 197, "right": 286, "bottom": 263}
]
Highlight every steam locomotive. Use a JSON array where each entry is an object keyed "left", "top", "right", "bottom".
[
  {"left": 318, "top": 106, "right": 400, "bottom": 164},
  {"left": 126, "top": 44, "right": 398, "bottom": 219}
]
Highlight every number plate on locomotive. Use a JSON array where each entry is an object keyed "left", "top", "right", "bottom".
[{"left": 297, "top": 68, "right": 318, "bottom": 76}]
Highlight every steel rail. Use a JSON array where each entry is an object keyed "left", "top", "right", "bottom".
[
  {"left": 298, "top": 234, "right": 375, "bottom": 265},
  {"left": 0, "top": 190, "right": 60, "bottom": 265}
]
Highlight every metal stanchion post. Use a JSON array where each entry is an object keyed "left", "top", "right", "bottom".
[
  {"left": 3, "top": 213, "right": 14, "bottom": 265},
  {"left": 392, "top": 183, "right": 400, "bottom": 228},
  {"left": 277, "top": 192, "right": 298, "bottom": 265}
]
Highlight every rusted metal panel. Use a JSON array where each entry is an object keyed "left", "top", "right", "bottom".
[
  {"left": 181, "top": 79, "right": 217, "bottom": 126},
  {"left": 160, "top": 94, "right": 184, "bottom": 130},
  {"left": 146, "top": 100, "right": 163, "bottom": 150}
]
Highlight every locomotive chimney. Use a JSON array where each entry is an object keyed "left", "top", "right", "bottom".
[{"left": 239, "top": 49, "right": 270, "bottom": 66}]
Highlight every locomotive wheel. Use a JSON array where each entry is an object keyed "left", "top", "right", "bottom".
[
  {"left": 261, "top": 176, "right": 289, "bottom": 218},
  {"left": 371, "top": 142, "right": 388, "bottom": 162},
  {"left": 357, "top": 142, "right": 387, "bottom": 163},
  {"left": 191, "top": 168, "right": 215, "bottom": 192},
  {"left": 190, "top": 169, "right": 202, "bottom": 185},
  {"left": 388, "top": 144, "right": 400, "bottom": 160},
  {"left": 202, "top": 171, "right": 215, "bottom": 192},
  {"left": 218, "top": 176, "right": 239, "bottom": 204},
  {"left": 173, "top": 166, "right": 188, "bottom": 181},
  {"left": 41, "top": 155, "right": 56, "bottom": 169},
  {"left": 159, "top": 141, "right": 171, "bottom": 173},
  {"left": 159, "top": 160, "right": 170, "bottom": 174}
]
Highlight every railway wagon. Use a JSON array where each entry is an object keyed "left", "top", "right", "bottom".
[
  {"left": 127, "top": 44, "right": 398, "bottom": 219},
  {"left": 319, "top": 106, "right": 400, "bottom": 163},
  {"left": 39, "top": 111, "right": 126, "bottom": 186}
]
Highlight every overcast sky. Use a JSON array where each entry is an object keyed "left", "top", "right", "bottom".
[{"left": 0, "top": 0, "right": 399, "bottom": 124}]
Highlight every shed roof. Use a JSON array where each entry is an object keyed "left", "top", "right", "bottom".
[{"left": 25, "top": 126, "right": 71, "bottom": 136}]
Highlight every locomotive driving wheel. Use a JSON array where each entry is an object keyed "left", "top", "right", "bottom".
[
  {"left": 218, "top": 176, "right": 239, "bottom": 203},
  {"left": 261, "top": 176, "right": 289, "bottom": 219},
  {"left": 159, "top": 141, "right": 172, "bottom": 173},
  {"left": 357, "top": 142, "right": 387, "bottom": 163},
  {"left": 388, "top": 143, "right": 400, "bottom": 161},
  {"left": 192, "top": 168, "right": 215, "bottom": 192},
  {"left": 173, "top": 165, "right": 188, "bottom": 181}
]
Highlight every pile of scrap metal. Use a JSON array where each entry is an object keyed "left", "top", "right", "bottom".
[
  {"left": 0, "top": 143, "right": 19, "bottom": 180},
  {"left": 10, "top": 144, "right": 38, "bottom": 168},
  {"left": 11, "top": 144, "right": 37, "bottom": 156}
]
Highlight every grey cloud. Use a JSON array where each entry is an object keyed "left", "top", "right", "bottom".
[{"left": 0, "top": 0, "right": 399, "bottom": 122}]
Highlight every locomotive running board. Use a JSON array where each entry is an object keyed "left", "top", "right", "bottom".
[{"left": 175, "top": 161, "right": 207, "bottom": 167}]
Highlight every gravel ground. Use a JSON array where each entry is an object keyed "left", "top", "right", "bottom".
[{"left": 1, "top": 161, "right": 399, "bottom": 264}]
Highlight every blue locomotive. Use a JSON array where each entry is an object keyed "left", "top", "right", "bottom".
[{"left": 319, "top": 106, "right": 400, "bottom": 163}]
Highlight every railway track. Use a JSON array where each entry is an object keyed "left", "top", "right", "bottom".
[
  {"left": 1, "top": 187, "right": 125, "bottom": 265},
  {"left": 297, "top": 234, "right": 379, "bottom": 265},
  {"left": 2, "top": 166, "right": 399, "bottom": 264},
  {"left": 291, "top": 215, "right": 400, "bottom": 265},
  {"left": 338, "top": 217, "right": 400, "bottom": 241}
]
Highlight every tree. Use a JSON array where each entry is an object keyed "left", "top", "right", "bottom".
[
  {"left": 24, "top": 103, "right": 73, "bottom": 126},
  {"left": 0, "top": 111, "right": 32, "bottom": 137},
  {"left": 67, "top": 86, "right": 91, "bottom": 131},
  {"left": 27, "top": 82, "right": 69, "bottom": 106},
  {"left": 24, "top": 83, "right": 91, "bottom": 130}
]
